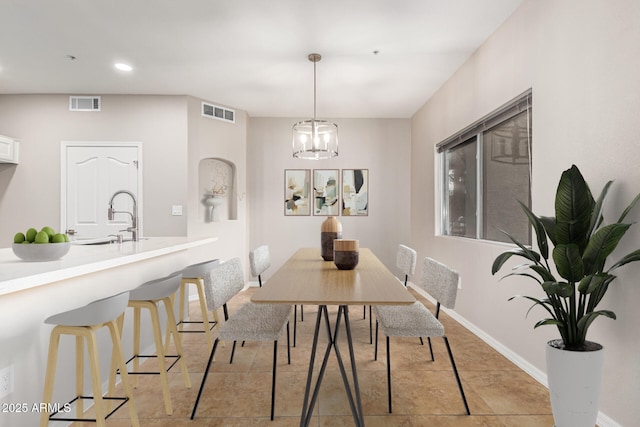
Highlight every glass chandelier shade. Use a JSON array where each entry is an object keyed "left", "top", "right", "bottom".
[{"left": 292, "top": 53, "right": 338, "bottom": 159}]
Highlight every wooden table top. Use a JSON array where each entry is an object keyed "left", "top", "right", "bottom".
[{"left": 251, "top": 248, "right": 416, "bottom": 306}]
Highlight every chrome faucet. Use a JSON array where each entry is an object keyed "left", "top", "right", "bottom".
[{"left": 107, "top": 190, "right": 139, "bottom": 241}]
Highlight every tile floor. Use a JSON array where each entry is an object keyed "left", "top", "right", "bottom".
[{"left": 76, "top": 287, "right": 554, "bottom": 426}]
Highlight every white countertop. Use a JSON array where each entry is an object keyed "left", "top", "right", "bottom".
[{"left": 0, "top": 236, "right": 217, "bottom": 296}]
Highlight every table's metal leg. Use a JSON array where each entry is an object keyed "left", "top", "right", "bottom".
[
  {"left": 300, "top": 305, "right": 365, "bottom": 427},
  {"left": 300, "top": 306, "right": 323, "bottom": 426},
  {"left": 331, "top": 307, "right": 357, "bottom": 421},
  {"left": 343, "top": 306, "right": 364, "bottom": 426},
  {"left": 303, "top": 306, "right": 337, "bottom": 426}
]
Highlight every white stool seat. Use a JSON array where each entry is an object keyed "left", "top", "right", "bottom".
[
  {"left": 182, "top": 259, "right": 219, "bottom": 278},
  {"left": 129, "top": 272, "right": 182, "bottom": 301},
  {"left": 45, "top": 292, "right": 130, "bottom": 327}
]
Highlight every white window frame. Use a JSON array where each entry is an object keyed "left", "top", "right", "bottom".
[{"left": 437, "top": 89, "right": 532, "bottom": 243}]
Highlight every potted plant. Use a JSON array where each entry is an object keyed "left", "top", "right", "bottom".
[{"left": 492, "top": 164, "right": 640, "bottom": 427}]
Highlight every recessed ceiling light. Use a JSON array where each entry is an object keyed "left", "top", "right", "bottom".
[{"left": 114, "top": 63, "right": 133, "bottom": 72}]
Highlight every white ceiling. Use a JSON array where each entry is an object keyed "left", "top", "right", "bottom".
[{"left": 0, "top": 0, "right": 523, "bottom": 118}]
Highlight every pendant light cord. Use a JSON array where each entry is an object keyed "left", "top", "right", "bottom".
[{"left": 313, "top": 58, "right": 317, "bottom": 120}]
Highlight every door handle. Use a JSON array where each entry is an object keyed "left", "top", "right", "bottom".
[{"left": 66, "top": 229, "right": 77, "bottom": 235}]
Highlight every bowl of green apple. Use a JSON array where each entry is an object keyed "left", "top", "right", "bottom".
[{"left": 12, "top": 226, "right": 71, "bottom": 261}]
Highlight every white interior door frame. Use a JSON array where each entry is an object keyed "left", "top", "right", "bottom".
[{"left": 60, "top": 141, "right": 144, "bottom": 238}]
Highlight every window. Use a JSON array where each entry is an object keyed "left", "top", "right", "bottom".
[{"left": 438, "top": 90, "right": 532, "bottom": 245}]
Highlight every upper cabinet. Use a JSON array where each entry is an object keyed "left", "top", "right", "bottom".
[{"left": 0, "top": 135, "right": 20, "bottom": 164}]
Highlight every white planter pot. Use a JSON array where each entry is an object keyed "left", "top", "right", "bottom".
[{"left": 546, "top": 339, "right": 604, "bottom": 427}]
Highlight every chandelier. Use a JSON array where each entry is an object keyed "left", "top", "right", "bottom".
[{"left": 292, "top": 53, "right": 338, "bottom": 159}]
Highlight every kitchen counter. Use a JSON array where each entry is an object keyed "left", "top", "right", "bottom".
[
  {"left": 0, "top": 236, "right": 218, "bottom": 296},
  {"left": 0, "top": 235, "right": 219, "bottom": 426}
]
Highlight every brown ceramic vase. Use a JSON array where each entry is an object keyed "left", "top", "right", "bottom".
[
  {"left": 333, "top": 239, "right": 359, "bottom": 270},
  {"left": 321, "top": 216, "right": 342, "bottom": 261}
]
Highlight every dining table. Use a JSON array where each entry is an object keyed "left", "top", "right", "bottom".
[{"left": 251, "top": 247, "right": 416, "bottom": 427}]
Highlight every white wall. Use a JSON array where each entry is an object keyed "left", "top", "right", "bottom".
[
  {"left": 0, "top": 94, "right": 190, "bottom": 243},
  {"left": 186, "top": 96, "right": 249, "bottom": 269},
  {"left": 410, "top": 1, "right": 640, "bottom": 425},
  {"left": 247, "top": 117, "right": 412, "bottom": 277}
]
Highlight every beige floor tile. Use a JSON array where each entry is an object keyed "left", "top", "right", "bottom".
[{"left": 69, "top": 287, "right": 552, "bottom": 426}]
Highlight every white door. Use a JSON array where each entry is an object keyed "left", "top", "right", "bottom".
[{"left": 62, "top": 143, "right": 142, "bottom": 240}]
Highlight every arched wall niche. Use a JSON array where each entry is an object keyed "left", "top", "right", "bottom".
[{"left": 198, "top": 157, "right": 237, "bottom": 222}]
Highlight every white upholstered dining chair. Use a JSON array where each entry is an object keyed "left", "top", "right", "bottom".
[
  {"left": 366, "top": 244, "right": 417, "bottom": 343},
  {"left": 250, "top": 244, "right": 303, "bottom": 347},
  {"left": 191, "top": 257, "right": 292, "bottom": 421},
  {"left": 374, "top": 257, "right": 470, "bottom": 415}
]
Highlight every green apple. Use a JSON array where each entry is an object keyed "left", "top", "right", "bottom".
[
  {"left": 41, "top": 226, "right": 56, "bottom": 241},
  {"left": 26, "top": 228, "right": 38, "bottom": 243},
  {"left": 35, "top": 230, "right": 50, "bottom": 244},
  {"left": 52, "top": 233, "right": 67, "bottom": 243},
  {"left": 14, "top": 232, "right": 26, "bottom": 243}
]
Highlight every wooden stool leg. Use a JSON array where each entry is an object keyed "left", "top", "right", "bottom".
[
  {"left": 108, "top": 313, "right": 125, "bottom": 395},
  {"left": 106, "top": 320, "right": 140, "bottom": 427},
  {"left": 85, "top": 328, "right": 106, "bottom": 427},
  {"left": 179, "top": 279, "right": 188, "bottom": 329},
  {"left": 164, "top": 293, "right": 176, "bottom": 351},
  {"left": 146, "top": 301, "right": 173, "bottom": 415},
  {"left": 75, "top": 334, "right": 84, "bottom": 419},
  {"left": 40, "top": 328, "right": 62, "bottom": 427},
  {"left": 163, "top": 296, "right": 191, "bottom": 388},
  {"left": 132, "top": 306, "right": 141, "bottom": 388},
  {"left": 195, "top": 279, "right": 213, "bottom": 349}
]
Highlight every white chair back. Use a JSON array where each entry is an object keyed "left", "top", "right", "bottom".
[
  {"left": 396, "top": 244, "right": 417, "bottom": 278},
  {"left": 420, "top": 257, "right": 459, "bottom": 309},
  {"left": 204, "top": 258, "right": 245, "bottom": 311},
  {"left": 249, "top": 245, "right": 270, "bottom": 277}
]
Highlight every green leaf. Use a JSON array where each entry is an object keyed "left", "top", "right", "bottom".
[
  {"left": 588, "top": 180, "right": 613, "bottom": 238},
  {"left": 492, "top": 250, "right": 537, "bottom": 275},
  {"left": 540, "top": 216, "right": 557, "bottom": 246},
  {"left": 502, "top": 271, "right": 543, "bottom": 284},
  {"left": 530, "top": 265, "right": 556, "bottom": 282},
  {"left": 503, "top": 230, "right": 542, "bottom": 264},
  {"left": 617, "top": 192, "right": 640, "bottom": 223},
  {"left": 552, "top": 244, "right": 584, "bottom": 282},
  {"left": 509, "top": 295, "right": 558, "bottom": 320},
  {"left": 519, "top": 201, "right": 549, "bottom": 259},
  {"left": 583, "top": 223, "right": 631, "bottom": 274},
  {"left": 542, "top": 281, "right": 574, "bottom": 298},
  {"left": 534, "top": 318, "right": 564, "bottom": 329},
  {"left": 577, "top": 274, "right": 609, "bottom": 294},
  {"left": 609, "top": 249, "right": 640, "bottom": 271},
  {"left": 554, "top": 165, "right": 594, "bottom": 246},
  {"left": 576, "top": 310, "right": 617, "bottom": 334}
]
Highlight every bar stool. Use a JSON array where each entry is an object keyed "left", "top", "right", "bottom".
[
  {"left": 112, "top": 272, "right": 191, "bottom": 415},
  {"left": 170, "top": 259, "right": 220, "bottom": 349},
  {"left": 40, "top": 292, "right": 139, "bottom": 427}
]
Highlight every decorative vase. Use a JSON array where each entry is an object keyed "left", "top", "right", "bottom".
[
  {"left": 203, "top": 195, "right": 224, "bottom": 222},
  {"left": 321, "top": 216, "right": 342, "bottom": 261},
  {"left": 333, "top": 239, "right": 359, "bottom": 270},
  {"left": 546, "top": 339, "right": 604, "bottom": 427}
]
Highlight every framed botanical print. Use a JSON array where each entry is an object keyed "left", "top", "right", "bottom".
[
  {"left": 342, "top": 169, "right": 368, "bottom": 216},
  {"left": 284, "top": 169, "right": 311, "bottom": 216},
  {"left": 313, "top": 169, "right": 340, "bottom": 216}
]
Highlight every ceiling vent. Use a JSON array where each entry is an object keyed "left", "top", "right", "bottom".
[
  {"left": 69, "top": 96, "right": 101, "bottom": 111},
  {"left": 202, "top": 102, "right": 235, "bottom": 123}
]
